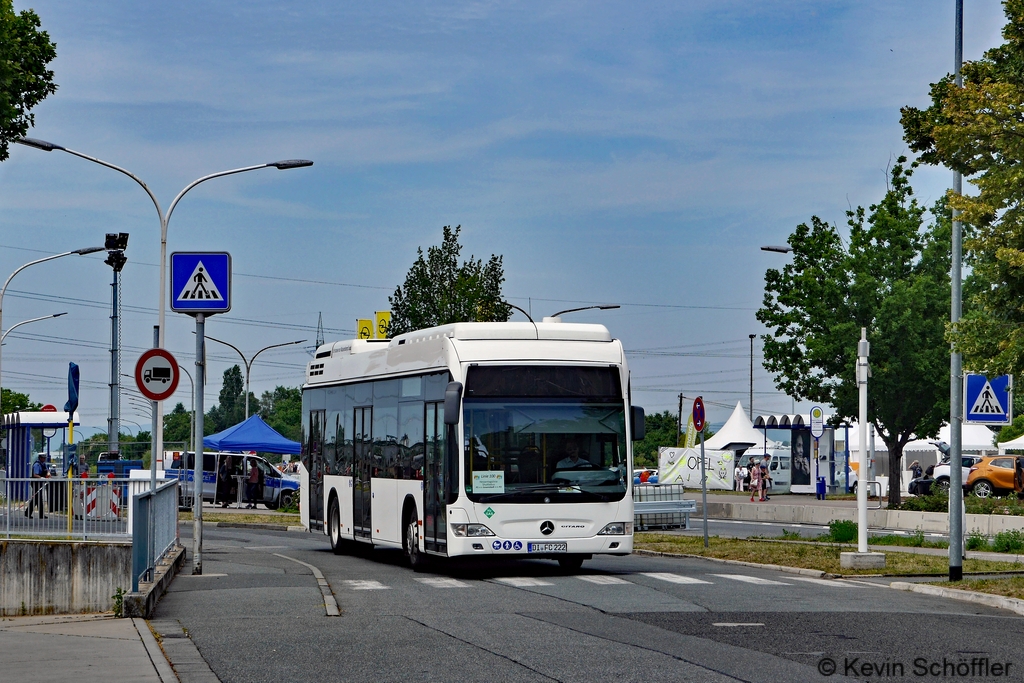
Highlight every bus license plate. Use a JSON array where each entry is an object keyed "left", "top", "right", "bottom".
[{"left": 528, "top": 542, "right": 567, "bottom": 553}]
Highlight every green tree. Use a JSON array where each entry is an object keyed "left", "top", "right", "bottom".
[
  {"left": 634, "top": 410, "right": 679, "bottom": 467},
  {"left": 205, "top": 365, "right": 249, "bottom": 432},
  {"left": 163, "top": 402, "right": 192, "bottom": 447},
  {"left": 900, "top": 1, "right": 1024, "bottom": 375},
  {"left": 757, "top": 160, "right": 950, "bottom": 506},
  {"left": 1, "top": 387, "right": 40, "bottom": 412},
  {"left": 388, "top": 225, "right": 510, "bottom": 336},
  {"left": 258, "top": 386, "right": 302, "bottom": 441},
  {"left": 0, "top": 0, "right": 57, "bottom": 161}
]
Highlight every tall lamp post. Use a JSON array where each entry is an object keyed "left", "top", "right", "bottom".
[
  {"left": 16, "top": 136, "right": 312, "bottom": 472},
  {"left": 104, "top": 233, "right": 129, "bottom": 459},
  {"left": 0, "top": 246, "right": 104, "bottom": 416},
  {"left": 204, "top": 336, "right": 306, "bottom": 419},
  {"left": 749, "top": 334, "right": 756, "bottom": 420},
  {"left": 2, "top": 312, "right": 68, "bottom": 343}
]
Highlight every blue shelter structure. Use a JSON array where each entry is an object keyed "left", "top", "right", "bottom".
[
  {"left": 203, "top": 414, "right": 300, "bottom": 454},
  {"left": 2, "top": 410, "right": 79, "bottom": 502}
]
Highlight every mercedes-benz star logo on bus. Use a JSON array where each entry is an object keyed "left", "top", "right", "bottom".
[{"left": 540, "top": 521, "right": 554, "bottom": 536}]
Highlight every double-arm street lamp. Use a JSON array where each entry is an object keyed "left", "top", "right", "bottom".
[
  {"left": 204, "top": 336, "right": 306, "bottom": 419},
  {"left": 0, "top": 247, "right": 104, "bottom": 415},
  {"left": 16, "top": 136, "right": 312, "bottom": 467}
]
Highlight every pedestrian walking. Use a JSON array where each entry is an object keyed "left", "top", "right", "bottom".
[{"left": 749, "top": 458, "right": 761, "bottom": 502}]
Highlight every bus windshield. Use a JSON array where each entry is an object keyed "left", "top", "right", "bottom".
[{"left": 463, "top": 399, "right": 628, "bottom": 503}]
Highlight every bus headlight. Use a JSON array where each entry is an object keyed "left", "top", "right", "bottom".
[
  {"left": 450, "top": 523, "right": 495, "bottom": 537},
  {"left": 598, "top": 522, "right": 632, "bottom": 535}
]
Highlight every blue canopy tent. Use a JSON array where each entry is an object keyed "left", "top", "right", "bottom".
[{"left": 203, "top": 414, "right": 300, "bottom": 454}]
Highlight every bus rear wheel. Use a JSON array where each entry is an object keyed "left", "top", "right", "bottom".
[
  {"left": 329, "top": 499, "right": 344, "bottom": 555},
  {"left": 406, "top": 517, "right": 428, "bottom": 572}
]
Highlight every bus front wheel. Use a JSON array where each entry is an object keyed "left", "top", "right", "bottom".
[
  {"left": 406, "top": 517, "right": 427, "bottom": 572},
  {"left": 557, "top": 555, "right": 585, "bottom": 573}
]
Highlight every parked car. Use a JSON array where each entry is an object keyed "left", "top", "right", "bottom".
[
  {"left": 967, "top": 456, "right": 1019, "bottom": 498},
  {"left": 932, "top": 455, "right": 984, "bottom": 492},
  {"left": 835, "top": 465, "right": 859, "bottom": 494}
]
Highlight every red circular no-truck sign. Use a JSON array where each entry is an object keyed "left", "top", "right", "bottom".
[
  {"left": 692, "top": 396, "right": 706, "bottom": 433},
  {"left": 135, "top": 348, "right": 180, "bottom": 402}
]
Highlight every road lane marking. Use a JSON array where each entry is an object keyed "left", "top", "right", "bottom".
[
  {"left": 180, "top": 573, "right": 227, "bottom": 578},
  {"left": 711, "top": 574, "right": 790, "bottom": 586},
  {"left": 576, "top": 575, "right": 631, "bottom": 585},
  {"left": 713, "top": 622, "right": 765, "bottom": 627},
  {"left": 343, "top": 580, "right": 390, "bottom": 590},
  {"left": 415, "top": 577, "right": 470, "bottom": 588},
  {"left": 273, "top": 553, "right": 341, "bottom": 616},
  {"left": 494, "top": 577, "right": 554, "bottom": 587},
  {"left": 788, "top": 576, "right": 858, "bottom": 588},
  {"left": 244, "top": 545, "right": 290, "bottom": 550},
  {"left": 641, "top": 572, "right": 712, "bottom": 585}
]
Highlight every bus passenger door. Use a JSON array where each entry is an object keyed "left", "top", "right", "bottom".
[
  {"left": 423, "top": 402, "right": 446, "bottom": 552},
  {"left": 308, "top": 410, "right": 326, "bottom": 525},
  {"left": 353, "top": 406, "right": 372, "bottom": 538}
]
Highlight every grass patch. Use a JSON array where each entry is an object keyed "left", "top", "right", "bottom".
[
  {"left": 932, "top": 576, "right": 1024, "bottom": 600},
  {"left": 179, "top": 512, "right": 300, "bottom": 525},
  {"left": 869, "top": 531, "right": 948, "bottom": 549},
  {"left": 634, "top": 533, "right": 1022, "bottom": 575}
]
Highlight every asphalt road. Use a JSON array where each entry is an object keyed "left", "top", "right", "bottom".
[{"left": 154, "top": 526, "right": 1024, "bottom": 683}]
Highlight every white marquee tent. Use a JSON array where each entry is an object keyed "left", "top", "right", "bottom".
[{"left": 706, "top": 402, "right": 782, "bottom": 451}]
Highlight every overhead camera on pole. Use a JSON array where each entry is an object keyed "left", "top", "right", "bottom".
[{"left": 104, "top": 233, "right": 129, "bottom": 463}]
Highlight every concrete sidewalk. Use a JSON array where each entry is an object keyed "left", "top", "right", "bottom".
[{"left": 0, "top": 614, "right": 177, "bottom": 683}]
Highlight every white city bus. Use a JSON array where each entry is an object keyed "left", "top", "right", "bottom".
[{"left": 299, "top": 320, "right": 644, "bottom": 571}]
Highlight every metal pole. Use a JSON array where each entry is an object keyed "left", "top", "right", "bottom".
[
  {"left": 700, "top": 428, "right": 708, "bottom": 548},
  {"left": 858, "top": 328, "right": 870, "bottom": 553},
  {"left": 193, "top": 314, "right": 205, "bottom": 575},
  {"left": 949, "top": 0, "right": 965, "bottom": 583},
  {"left": 108, "top": 268, "right": 120, "bottom": 458},
  {"left": 676, "top": 393, "right": 683, "bottom": 446},
  {"left": 749, "top": 334, "right": 755, "bottom": 419},
  {"left": 150, "top": 326, "right": 158, "bottom": 492}
]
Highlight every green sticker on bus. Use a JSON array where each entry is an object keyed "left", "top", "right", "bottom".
[{"left": 484, "top": 507, "right": 495, "bottom": 518}]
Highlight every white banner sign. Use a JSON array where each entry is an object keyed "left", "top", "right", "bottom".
[{"left": 658, "top": 447, "right": 734, "bottom": 489}]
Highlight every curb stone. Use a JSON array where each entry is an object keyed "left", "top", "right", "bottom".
[{"left": 890, "top": 581, "right": 1024, "bottom": 616}]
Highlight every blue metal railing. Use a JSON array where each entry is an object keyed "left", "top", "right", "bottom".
[{"left": 131, "top": 479, "right": 179, "bottom": 591}]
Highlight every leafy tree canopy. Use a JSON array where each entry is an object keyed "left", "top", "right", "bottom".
[
  {"left": 388, "top": 225, "right": 510, "bottom": 336},
  {"left": 0, "top": 0, "right": 57, "bottom": 161},
  {"left": 1, "top": 387, "right": 40, "bottom": 413},
  {"left": 258, "top": 386, "right": 301, "bottom": 441},
  {"left": 900, "top": 1, "right": 1024, "bottom": 375},
  {"left": 756, "top": 160, "right": 950, "bottom": 506},
  {"left": 634, "top": 410, "right": 679, "bottom": 467}
]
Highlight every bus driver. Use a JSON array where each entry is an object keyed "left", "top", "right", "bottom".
[{"left": 556, "top": 440, "right": 592, "bottom": 470}]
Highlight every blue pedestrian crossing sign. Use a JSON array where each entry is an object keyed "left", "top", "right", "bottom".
[
  {"left": 964, "top": 373, "right": 1013, "bottom": 425},
  {"left": 170, "top": 252, "right": 231, "bottom": 315}
]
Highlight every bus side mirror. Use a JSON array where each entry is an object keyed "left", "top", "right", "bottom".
[
  {"left": 444, "top": 382, "right": 463, "bottom": 425},
  {"left": 631, "top": 405, "right": 645, "bottom": 441}
]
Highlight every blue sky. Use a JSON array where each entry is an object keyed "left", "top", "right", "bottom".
[{"left": 0, "top": 1, "right": 1010, "bottom": 436}]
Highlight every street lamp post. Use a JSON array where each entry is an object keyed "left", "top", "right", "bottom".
[
  {"left": 1, "top": 312, "right": 68, "bottom": 343},
  {"left": 0, "top": 247, "right": 104, "bottom": 416},
  {"left": 749, "top": 334, "right": 756, "bottom": 420},
  {"left": 16, "top": 136, "right": 312, "bottom": 476},
  {"left": 203, "top": 336, "right": 306, "bottom": 419}
]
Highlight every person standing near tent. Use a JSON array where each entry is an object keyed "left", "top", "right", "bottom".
[
  {"left": 26, "top": 452, "right": 50, "bottom": 518},
  {"left": 218, "top": 455, "right": 235, "bottom": 507},
  {"left": 245, "top": 459, "right": 260, "bottom": 509}
]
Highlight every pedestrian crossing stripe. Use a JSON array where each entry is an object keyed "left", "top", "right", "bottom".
[
  {"left": 711, "top": 574, "right": 790, "bottom": 586},
  {"left": 969, "top": 380, "right": 1005, "bottom": 416},
  {"left": 337, "top": 572, "right": 865, "bottom": 590},
  {"left": 176, "top": 261, "right": 224, "bottom": 301},
  {"left": 641, "top": 572, "right": 712, "bottom": 585}
]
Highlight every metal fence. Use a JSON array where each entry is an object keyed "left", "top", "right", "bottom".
[
  {"left": 131, "top": 478, "right": 179, "bottom": 591},
  {"left": 1, "top": 476, "right": 136, "bottom": 539},
  {"left": 633, "top": 483, "right": 690, "bottom": 529}
]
